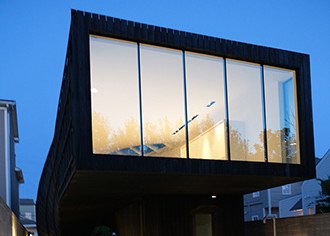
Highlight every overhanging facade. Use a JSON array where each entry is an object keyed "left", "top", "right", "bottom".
[{"left": 37, "top": 10, "right": 315, "bottom": 236}]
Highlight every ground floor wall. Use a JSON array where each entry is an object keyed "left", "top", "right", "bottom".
[
  {"left": 116, "top": 195, "right": 243, "bottom": 236},
  {"left": 0, "top": 197, "right": 29, "bottom": 236},
  {"left": 244, "top": 212, "right": 330, "bottom": 236}
]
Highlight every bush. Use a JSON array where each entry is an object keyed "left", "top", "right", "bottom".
[{"left": 316, "top": 177, "right": 330, "bottom": 213}]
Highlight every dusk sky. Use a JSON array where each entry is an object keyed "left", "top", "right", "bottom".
[{"left": 1, "top": 0, "right": 329, "bottom": 201}]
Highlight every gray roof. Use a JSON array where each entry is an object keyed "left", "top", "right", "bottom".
[
  {"left": 20, "top": 217, "right": 36, "bottom": 225},
  {"left": 20, "top": 198, "right": 35, "bottom": 205}
]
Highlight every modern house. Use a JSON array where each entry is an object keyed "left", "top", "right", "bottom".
[
  {"left": 244, "top": 181, "right": 304, "bottom": 221},
  {"left": 36, "top": 10, "right": 315, "bottom": 236},
  {"left": 0, "top": 99, "right": 22, "bottom": 215},
  {"left": 302, "top": 149, "right": 330, "bottom": 215},
  {"left": 0, "top": 99, "right": 27, "bottom": 236}
]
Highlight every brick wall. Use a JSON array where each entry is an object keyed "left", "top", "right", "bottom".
[
  {"left": 0, "top": 197, "right": 28, "bottom": 236},
  {"left": 245, "top": 213, "right": 330, "bottom": 236}
]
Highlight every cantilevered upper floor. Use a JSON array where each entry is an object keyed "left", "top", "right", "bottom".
[{"left": 37, "top": 10, "right": 315, "bottom": 236}]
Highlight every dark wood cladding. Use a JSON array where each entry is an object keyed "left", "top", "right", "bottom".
[
  {"left": 36, "top": 9, "right": 315, "bottom": 236},
  {"left": 85, "top": 11, "right": 306, "bottom": 69},
  {"left": 115, "top": 195, "right": 243, "bottom": 236},
  {"left": 36, "top": 32, "right": 76, "bottom": 236},
  {"left": 70, "top": 9, "right": 314, "bottom": 178}
]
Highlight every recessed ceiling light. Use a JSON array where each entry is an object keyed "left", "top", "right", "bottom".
[{"left": 211, "top": 195, "right": 217, "bottom": 199}]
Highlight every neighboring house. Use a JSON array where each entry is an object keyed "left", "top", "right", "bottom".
[
  {"left": 36, "top": 10, "right": 315, "bottom": 236},
  {"left": 244, "top": 182, "right": 303, "bottom": 221},
  {"left": 0, "top": 99, "right": 27, "bottom": 236},
  {"left": 244, "top": 155, "right": 328, "bottom": 221},
  {"left": 302, "top": 149, "right": 330, "bottom": 215},
  {"left": 0, "top": 99, "right": 23, "bottom": 215},
  {"left": 20, "top": 198, "right": 38, "bottom": 236}
]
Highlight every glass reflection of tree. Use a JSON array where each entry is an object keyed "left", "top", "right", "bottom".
[
  {"left": 93, "top": 112, "right": 297, "bottom": 162},
  {"left": 260, "top": 110, "right": 298, "bottom": 163},
  {"left": 229, "top": 127, "right": 250, "bottom": 161},
  {"left": 230, "top": 108, "right": 297, "bottom": 163},
  {"left": 92, "top": 111, "right": 219, "bottom": 156},
  {"left": 283, "top": 110, "right": 297, "bottom": 163},
  {"left": 92, "top": 112, "right": 111, "bottom": 154},
  {"left": 282, "top": 78, "right": 298, "bottom": 163},
  {"left": 110, "top": 117, "right": 140, "bottom": 152},
  {"left": 144, "top": 117, "right": 185, "bottom": 151},
  {"left": 92, "top": 112, "right": 140, "bottom": 154},
  {"left": 260, "top": 128, "right": 296, "bottom": 163},
  {"left": 243, "top": 116, "right": 296, "bottom": 163}
]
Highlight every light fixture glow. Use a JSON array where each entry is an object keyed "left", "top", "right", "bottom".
[
  {"left": 91, "top": 88, "right": 98, "bottom": 93},
  {"left": 211, "top": 195, "right": 217, "bottom": 199},
  {"left": 206, "top": 101, "right": 216, "bottom": 107}
]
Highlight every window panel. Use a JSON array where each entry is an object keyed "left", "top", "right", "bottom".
[
  {"left": 281, "top": 184, "right": 291, "bottom": 195},
  {"left": 140, "top": 45, "right": 186, "bottom": 157},
  {"left": 251, "top": 215, "right": 259, "bottom": 221},
  {"left": 227, "top": 60, "right": 264, "bottom": 162},
  {"left": 264, "top": 66, "right": 299, "bottom": 164},
  {"left": 185, "top": 52, "right": 226, "bottom": 160},
  {"left": 90, "top": 36, "right": 141, "bottom": 155}
]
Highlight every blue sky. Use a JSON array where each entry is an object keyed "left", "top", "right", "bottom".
[{"left": 1, "top": 0, "right": 329, "bottom": 200}]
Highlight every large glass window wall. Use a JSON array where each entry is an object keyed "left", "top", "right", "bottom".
[
  {"left": 185, "top": 52, "right": 226, "bottom": 160},
  {"left": 264, "top": 66, "right": 300, "bottom": 164},
  {"left": 140, "top": 45, "right": 186, "bottom": 158},
  {"left": 90, "top": 36, "right": 141, "bottom": 155},
  {"left": 89, "top": 35, "right": 300, "bottom": 164},
  {"left": 226, "top": 60, "right": 264, "bottom": 162}
]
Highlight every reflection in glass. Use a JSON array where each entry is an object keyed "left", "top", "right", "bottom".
[
  {"left": 227, "top": 60, "right": 264, "bottom": 162},
  {"left": 185, "top": 52, "right": 226, "bottom": 160},
  {"left": 264, "top": 66, "right": 299, "bottom": 164},
  {"left": 89, "top": 35, "right": 300, "bottom": 163},
  {"left": 90, "top": 36, "right": 141, "bottom": 155},
  {"left": 140, "top": 45, "right": 186, "bottom": 157}
]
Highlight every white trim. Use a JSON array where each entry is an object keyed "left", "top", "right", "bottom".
[
  {"left": 1, "top": 107, "right": 11, "bottom": 207},
  {"left": 5, "top": 108, "right": 11, "bottom": 207}
]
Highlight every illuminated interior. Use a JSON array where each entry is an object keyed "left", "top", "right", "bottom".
[
  {"left": 227, "top": 60, "right": 264, "bottom": 162},
  {"left": 264, "top": 66, "right": 300, "bottom": 164},
  {"left": 89, "top": 35, "right": 299, "bottom": 164}
]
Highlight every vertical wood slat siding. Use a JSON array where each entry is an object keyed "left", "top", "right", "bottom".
[
  {"left": 37, "top": 15, "right": 77, "bottom": 236},
  {"left": 115, "top": 195, "right": 244, "bottom": 236}
]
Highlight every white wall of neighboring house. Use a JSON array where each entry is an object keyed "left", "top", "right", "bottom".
[
  {"left": 279, "top": 194, "right": 302, "bottom": 218},
  {"left": 0, "top": 107, "right": 11, "bottom": 206},
  {"left": 244, "top": 149, "right": 330, "bottom": 220},
  {"left": 302, "top": 149, "right": 330, "bottom": 215}
]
